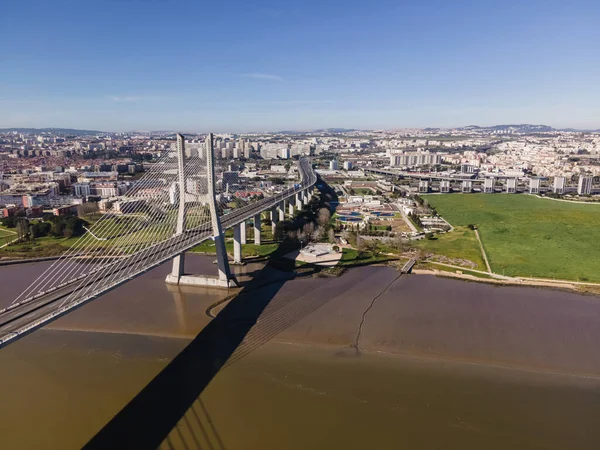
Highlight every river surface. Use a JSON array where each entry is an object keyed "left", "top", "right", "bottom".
[{"left": 1, "top": 255, "right": 600, "bottom": 449}]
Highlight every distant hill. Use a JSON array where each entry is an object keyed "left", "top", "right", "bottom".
[
  {"left": 312, "top": 128, "right": 357, "bottom": 133},
  {"left": 558, "top": 128, "right": 600, "bottom": 133},
  {"left": 273, "top": 128, "right": 358, "bottom": 134},
  {"left": 0, "top": 127, "right": 106, "bottom": 136},
  {"left": 460, "top": 124, "right": 554, "bottom": 133}
]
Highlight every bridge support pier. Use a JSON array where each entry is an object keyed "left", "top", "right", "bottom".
[
  {"left": 233, "top": 223, "right": 242, "bottom": 264},
  {"left": 278, "top": 201, "right": 285, "bottom": 222},
  {"left": 303, "top": 189, "right": 310, "bottom": 206},
  {"left": 271, "top": 206, "right": 279, "bottom": 236},
  {"left": 171, "top": 253, "right": 185, "bottom": 279},
  {"left": 240, "top": 221, "right": 247, "bottom": 244},
  {"left": 166, "top": 133, "right": 238, "bottom": 289},
  {"left": 254, "top": 213, "right": 261, "bottom": 245}
]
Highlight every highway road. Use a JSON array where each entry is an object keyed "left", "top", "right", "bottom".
[{"left": 0, "top": 158, "right": 317, "bottom": 348}]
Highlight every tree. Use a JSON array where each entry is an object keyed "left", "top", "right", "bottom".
[
  {"left": 15, "top": 218, "right": 30, "bottom": 242},
  {"left": 32, "top": 221, "right": 51, "bottom": 238},
  {"left": 302, "top": 222, "right": 315, "bottom": 241},
  {"left": 390, "top": 236, "right": 407, "bottom": 252},
  {"left": 311, "top": 226, "right": 324, "bottom": 242},
  {"left": 50, "top": 219, "right": 65, "bottom": 237},
  {"left": 0, "top": 217, "right": 16, "bottom": 228},
  {"left": 328, "top": 228, "right": 335, "bottom": 244},
  {"left": 364, "top": 239, "right": 379, "bottom": 254},
  {"left": 356, "top": 234, "right": 367, "bottom": 251},
  {"left": 64, "top": 216, "right": 86, "bottom": 238},
  {"left": 317, "top": 208, "right": 331, "bottom": 228}
]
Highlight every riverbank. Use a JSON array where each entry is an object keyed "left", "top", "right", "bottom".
[{"left": 415, "top": 262, "right": 600, "bottom": 295}]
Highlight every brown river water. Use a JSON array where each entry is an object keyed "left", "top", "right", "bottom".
[{"left": 1, "top": 255, "right": 600, "bottom": 449}]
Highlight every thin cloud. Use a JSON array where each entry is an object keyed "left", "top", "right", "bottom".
[
  {"left": 109, "top": 96, "right": 142, "bottom": 102},
  {"left": 242, "top": 73, "right": 283, "bottom": 82}
]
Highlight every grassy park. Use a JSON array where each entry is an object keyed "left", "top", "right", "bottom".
[
  {"left": 422, "top": 194, "right": 600, "bottom": 282},
  {"left": 0, "top": 227, "right": 16, "bottom": 238},
  {"left": 416, "top": 226, "right": 486, "bottom": 271}
]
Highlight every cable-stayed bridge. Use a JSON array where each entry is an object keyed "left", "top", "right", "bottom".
[{"left": 0, "top": 133, "right": 317, "bottom": 349}]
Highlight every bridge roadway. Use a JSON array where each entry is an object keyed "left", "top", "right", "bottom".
[
  {"left": 363, "top": 167, "right": 477, "bottom": 181},
  {"left": 0, "top": 159, "right": 317, "bottom": 348}
]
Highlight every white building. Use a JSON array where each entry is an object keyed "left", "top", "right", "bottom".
[
  {"left": 529, "top": 178, "right": 541, "bottom": 194},
  {"left": 578, "top": 176, "right": 593, "bottom": 195},
  {"left": 440, "top": 180, "right": 450, "bottom": 193},
  {"left": 343, "top": 161, "right": 353, "bottom": 170},
  {"left": 553, "top": 176, "right": 566, "bottom": 194},
  {"left": 506, "top": 178, "right": 517, "bottom": 193},
  {"left": 389, "top": 150, "right": 441, "bottom": 168},
  {"left": 72, "top": 183, "right": 91, "bottom": 197},
  {"left": 261, "top": 143, "right": 287, "bottom": 159},
  {"left": 280, "top": 147, "right": 291, "bottom": 159},
  {"left": 329, "top": 159, "right": 338, "bottom": 170},
  {"left": 484, "top": 178, "right": 494, "bottom": 193}
]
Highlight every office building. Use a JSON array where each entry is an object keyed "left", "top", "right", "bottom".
[
  {"left": 280, "top": 147, "right": 291, "bottom": 159},
  {"left": 529, "top": 178, "right": 540, "bottom": 194},
  {"left": 389, "top": 151, "right": 441, "bottom": 168},
  {"left": 484, "top": 178, "right": 494, "bottom": 193},
  {"left": 553, "top": 176, "right": 566, "bottom": 194},
  {"left": 578, "top": 176, "right": 592, "bottom": 195},
  {"left": 506, "top": 178, "right": 517, "bottom": 193},
  {"left": 440, "top": 180, "right": 450, "bottom": 193},
  {"left": 261, "top": 143, "right": 287, "bottom": 159},
  {"left": 72, "top": 183, "right": 91, "bottom": 197}
]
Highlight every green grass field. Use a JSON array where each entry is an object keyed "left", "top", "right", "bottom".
[
  {"left": 0, "top": 227, "right": 16, "bottom": 238},
  {"left": 189, "top": 239, "right": 279, "bottom": 258},
  {"left": 416, "top": 226, "right": 486, "bottom": 270},
  {"left": 423, "top": 194, "right": 600, "bottom": 282},
  {"left": 337, "top": 248, "right": 398, "bottom": 267}
]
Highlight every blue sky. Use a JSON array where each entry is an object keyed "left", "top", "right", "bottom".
[{"left": 1, "top": 0, "right": 599, "bottom": 131}]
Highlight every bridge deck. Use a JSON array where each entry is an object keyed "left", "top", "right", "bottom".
[{"left": 0, "top": 159, "right": 317, "bottom": 348}]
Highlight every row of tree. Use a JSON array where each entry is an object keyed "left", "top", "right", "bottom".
[
  {"left": 408, "top": 211, "right": 423, "bottom": 228},
  {"left": 5, "top": 216, "right": 88, "bottom": 243}
]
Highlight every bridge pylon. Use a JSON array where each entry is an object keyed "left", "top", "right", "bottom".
[{"left": 166, "top": 133, "right": 238, "bottom": 288}]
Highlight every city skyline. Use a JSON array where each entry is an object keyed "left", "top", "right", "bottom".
[{"left": 2, "top": 0, "right": 600, "bottom": 131}]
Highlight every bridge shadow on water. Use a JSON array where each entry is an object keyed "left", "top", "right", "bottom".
[{"left": 84, "top": 184, "right": 340, "bottom": 450}]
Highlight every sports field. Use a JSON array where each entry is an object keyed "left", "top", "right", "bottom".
[{"left": 422, "top": 194, "right": 600, "bottom": 282}]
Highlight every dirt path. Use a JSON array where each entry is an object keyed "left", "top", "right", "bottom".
[
  {"left": 474, "top": 228, "right": 492, "bottom": 274},
  {"left": 534, "top": 194, "right": 600, "bottom": 205}
]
